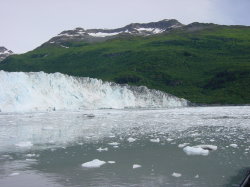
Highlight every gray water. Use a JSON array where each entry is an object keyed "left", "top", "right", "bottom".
[{"left": 0, "top": 106, "right": 249, "bottom": 187}]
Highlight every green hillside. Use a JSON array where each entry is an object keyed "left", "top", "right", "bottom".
[{"left": 1, "top": 24, "right": 250, "bottom": 104}]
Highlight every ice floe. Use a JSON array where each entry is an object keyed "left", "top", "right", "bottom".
[
  {"left": 133, "top": 164, "right": 141, "bottom": 169},
  {"left": 127, "top": 137, "right": 136, "bottom": 143},
  {"left": 183, "top": 146, "right": 209, "bottom": 156},
  {"left": 15, "top": 141, "right": 33, "bottom": 148},
  {"left": 172, "top": 172, "right": 182, "bottom": 177},
  {"left": 166, "top": 138, "right": 173, "bottom": 142},
  {"left": 183, "top": 144, "right": 217, "bottom": 156},
  {"left": 178, "top": 143, "right": 189, "bottom": 148},
  {"left": 230, "top": 144, "right": 238, "bottom": 148},
  {"left": 81, "top": 159, "right": 106, "bottom": 168},
  {"left": 150, "top": 138, "right": 160, "bottom": 143},
  {"left": 9, "top": 172, "right": 20, "bottom": 176},
  {"left": 108, "top": 142, "right": 120, "bottom": 146},
  {"left": 96, "top": 147, "right": 108, "bottom": 152}
]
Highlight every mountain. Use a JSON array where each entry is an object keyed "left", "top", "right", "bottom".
[
  {"left": 0, "top": 47, "right": 13, "bottom": 61},
  {"left": 44, "top": 19, "right": 183, "bottom": 46},
  {"left": 1, "top": 19, "right": 250, "bottom": 104}
]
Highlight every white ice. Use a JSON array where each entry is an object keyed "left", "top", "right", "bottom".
[
  {"left": 127, "top": 137, "right": 136, "bottom": 143},
  {"left": 108, "top": 142, "right": 120, "bottom": 146},
  {"left": 183, "top": 146, "right": 209, "bottom": 156},
  {"left": 133, "top": 164, "right": 141, "bottom": 169},
  {"left": 178, "top": 143, "right": 189, "bottom": 148},
  {"left": 172, "top": 172, "right": 182, "bottom": 177},
  {"left": 194, "top": 145, "right": 217, "bottom": 151},
  {"left": 9, "top": 172, "right": 20, "bottom": 176},
  {"left": 150, "top": 138, "right": 160, "bottom": 143},
  {"left": 230, "top": 144, "right": 238, "bottom": 148},
  {"left": 0, "top": 71, "right": 188, "bottom": 112},
  {"left": 96, "top": 147, "right": 108, "bottom": 152},
  {"left": 81, "top": 159, "right": 106, "bottom": 168},
  {"left": 15, "top": 141, "right": 33, "bottom": 148}
]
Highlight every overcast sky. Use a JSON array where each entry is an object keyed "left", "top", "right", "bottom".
[{"left": 1, "top": 0, "right": 250, "bottom": 53}]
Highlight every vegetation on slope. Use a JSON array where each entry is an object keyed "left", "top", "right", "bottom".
[{"left": 1, "top": 25, "right": 250, "bottom": 104}]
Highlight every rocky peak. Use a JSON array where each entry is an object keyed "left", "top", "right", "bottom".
[
  {"left": 45, "top": 19, "right": 185, "bottom": 47},
  {"left": 0, "top": 47, "right": 13, "bottom": 61}
]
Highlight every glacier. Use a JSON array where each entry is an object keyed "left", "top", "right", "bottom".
[{"left": 0, "top": 71, "right": 189, "bottom": 112}]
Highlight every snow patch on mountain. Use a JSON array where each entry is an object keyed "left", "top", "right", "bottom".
[{"left": 0, "top": 47, "right": 13, "bottom": 61}]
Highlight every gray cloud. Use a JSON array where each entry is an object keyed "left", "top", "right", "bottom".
[{"left": 0, "top": 0, "right": 249, "bottom": 53}]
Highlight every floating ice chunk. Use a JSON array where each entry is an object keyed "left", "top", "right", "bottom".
[
  {"left": 113, "top": 146, "right": 119, "bottom": 148},
  {"left": 195, "top": 174, "right": 199, "bottom": 178},
  {"left": 167, "top": 138, "right": 173, "bottom": 142},
  {"left": 2, "top": 154, "right": 12, "bottom": 159},
  {"left": 25, "top": 159, "right": 37, "bottom": 162},
  {"left": 15, "top": 141, "right": 33, "bottom": 148},
  {"left": 133, "top": 164, "right": 141, "bottom": 169},
  {"left": 81, "top": 159, "right": 106, "bottom": 168},
  {"left": 9, "top": 172, "right": 20, "bottom": 176},
  {"left": 178, "top": 143, "right": 189, "bottom": 148},
  {"left": 108, "top": 161, "right": 116, "bottom": 164},
  {"left": 96, "top": 147, "right": 108, "bottom": 152},
  {"left": 108, "top": 142, "right": 120, "bottom": 146},
  {"left": 127, "top": 137, "right": 136, "bottom": 143},
  {"left": 150, "top": 138, "right": 160, "bottom": 143},
  {"left": 172, "top": 172, "right": 182, "bottom": 177},
  {"left": 230, "top": 144, "right": 238, "bottom": 148},
  {"left": 194, "top": 145, "right": 217, "bottom": 151},
  {"left": 25, "top": 154, "right": 38, "bottom": 158},
  {"left": 183, "top": 146, "right": 209, "bottom": 156}
]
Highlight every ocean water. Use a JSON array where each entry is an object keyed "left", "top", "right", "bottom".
[{"left": 0, "top": 106, "right": 249, "bottom": 187}]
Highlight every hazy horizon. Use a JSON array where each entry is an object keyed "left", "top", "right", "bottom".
[{"left": 1, "top": 0, "right": 250, "bottom": 54}]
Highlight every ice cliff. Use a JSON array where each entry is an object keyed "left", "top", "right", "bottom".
[{"left": 0, "top": 71, "right": 189, "bottom": 112}]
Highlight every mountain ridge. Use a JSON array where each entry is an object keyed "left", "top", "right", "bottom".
[
  {"left": 1, "top": 19, "right": 250, "bottom": 104},
  {"left": 43, "top": 19, "right": 184, "bottom": 47},
  {"left": 0, "top": 47, "right": 13, "bottom": 62}
]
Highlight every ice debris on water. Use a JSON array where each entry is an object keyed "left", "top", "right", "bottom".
[
  {"left": 172, "top": 172, "right": 182, "bottom": 177},
  {"left": 15, "top": 141, "right": 33, "bottom": 148},
  {"left": 195, "top": 145, "right": 217, "bottom": 151},
  {"left": 133, "top": 164, "right": 141, "bottom": 169},
  {"left": 108, "top": 161, "right": 116, "bottom": 164},
  {"left": 195, "top": 174, "right": 199, "bottom": 178},
  {"left": 9, "top": 172, "right": 20, "bottom": 176},
  {"left": 166, "top": 138, "right": 173, "bottom": 142},
  {"left": 183, "top": 144, "right": 217, "bottom": 156},
  {"left": 81, "top": 159, "right": 106, "bottom": 168},
  {"left": 178, "top": 143, "right": 189, "bottom": 148},
  {"left": 127, "top": 137, "right": 136, "bottom": 143},
  {"left": 108, "top": 142, "right": 120, "bottom": 146},
  {"left": 150, "top": 138, "right": 160, "bottom": 143},
  {"left": 183, "top": 146, "right": 209, "bottom": 156},
  {"left": 230, "top": 144, "right": 238, "bottom": 148},
  {"left": 96, "top": 147, "right": 108, "bottom": 152}
]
